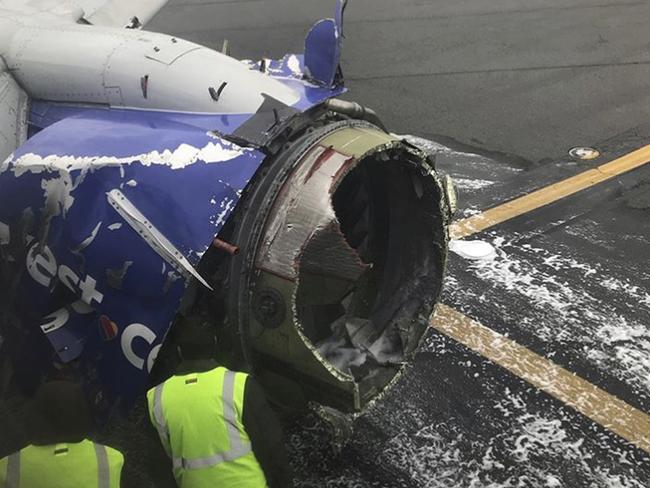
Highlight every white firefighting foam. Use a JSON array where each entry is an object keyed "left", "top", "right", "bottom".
[{"left": 1, "top": 140, "right": 250, "bottom": 215}]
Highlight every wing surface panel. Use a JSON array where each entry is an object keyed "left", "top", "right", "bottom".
[
  {"left": 0, "top": 0, "right": 169, "bottom": 27},
  {"left": 80, "top": 0, "right": 169, "bottom": 27}
]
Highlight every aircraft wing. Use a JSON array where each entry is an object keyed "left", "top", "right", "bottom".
[
  {"left": 77, "top": 0, "right": 170, "bottom": 28},
  {"left": 0, "top": 58, "right": 29, "bottom": 163},
  {"left": 0, "top": 0, "right": 169, "bottom": 27}
]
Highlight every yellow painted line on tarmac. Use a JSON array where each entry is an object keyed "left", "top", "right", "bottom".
[
  {"left": 440, "top": 145, "right": 650, "bottom": 451},
  {"left": 450, "top": 144, "right": 650, "bottom": 239},
  {"left": 431, "top": 304, "right": 650, "bottom": 454}
]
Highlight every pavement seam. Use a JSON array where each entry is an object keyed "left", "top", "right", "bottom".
[
  {"left": 164, "top": 1, "right": 645, "bottom": 31},
  {"left": 347, "top": 60, "right": 650, "bottom": 82}
]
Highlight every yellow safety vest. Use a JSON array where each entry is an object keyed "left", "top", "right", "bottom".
[
  {"left": 147, "top": 366, "right": 268, "bottom": 488},
  {"left": 0, "top": 440, "right": 123, "bottom": 488}
]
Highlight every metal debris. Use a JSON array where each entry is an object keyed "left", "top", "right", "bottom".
[{"left": 212, "top": 238, "right": 239, "bottom": 255}]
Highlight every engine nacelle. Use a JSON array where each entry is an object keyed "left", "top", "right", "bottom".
[{"left": 200, "top": 121, "right": 450, "bottom": 412}]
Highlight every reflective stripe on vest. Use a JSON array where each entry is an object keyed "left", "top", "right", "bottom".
[
  {"left": 152, "top": 370, "right": 252, "bottom": 470},
  {"left": 4, "top": 443, "right": 111, "bottom": 488},
  {"left": 5, "top": 452, "right": 19, "bottom": 488},
  {"left": 94, "top": 443, "right": 110, "bottom": 488},
  {"left": 152, "top": 382, "right": 170, "bottom": 444}
]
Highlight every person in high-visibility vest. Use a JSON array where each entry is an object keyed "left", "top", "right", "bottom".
[
  {"left": 0, "top": 381, "right": 124, "bottom": 488},
  {"left": 147, "top": 316, "right": 293, "bottom": 488}
]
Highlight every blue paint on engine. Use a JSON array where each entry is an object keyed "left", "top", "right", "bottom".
[{"left": 0, "top": 111, "right": 264, "bottom": 404}]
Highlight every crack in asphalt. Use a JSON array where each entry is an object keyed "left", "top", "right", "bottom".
[{"left": 347, "top": 60, "right": 650, "bottom": 81}]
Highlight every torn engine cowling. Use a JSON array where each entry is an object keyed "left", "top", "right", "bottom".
[{"left": 204, "top": 120, "right": 451, "bottom": 413}]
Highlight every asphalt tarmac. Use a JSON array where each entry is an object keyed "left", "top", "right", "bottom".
[
  {"left": 150, "top": 0, "right": 650, "bottom": 164},
  {"left": 151, "top": 1, "right": 650, "bottom": 486}
]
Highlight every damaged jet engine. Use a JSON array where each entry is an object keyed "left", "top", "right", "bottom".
[
  {"left": 201, "top": 120, "right": 452, "bottom": 412},
  {"left": 0, "top": 0, "right": 454, "bottom": 414}
]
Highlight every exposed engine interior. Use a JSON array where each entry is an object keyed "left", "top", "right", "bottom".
[
  {"left": 172, "top": 120, "right": 450, "bottom": 413},
  {"left": 299, "top": 152, "right": 445, "bottom": 379}
]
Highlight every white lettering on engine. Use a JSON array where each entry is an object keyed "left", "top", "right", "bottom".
[
  {"left": 26, "top": 243, "right": 104, "bottom": 307},
  {"left": 121, "top": 323, "right": 158, "bottom": 371}
]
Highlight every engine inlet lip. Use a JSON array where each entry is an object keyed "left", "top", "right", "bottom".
[{"left": 222, "top": 119, "right": 448, "bottom": 412}]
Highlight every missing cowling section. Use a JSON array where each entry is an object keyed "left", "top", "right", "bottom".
[
  {"left": 199, "top": 122, "right": 449, "bottom": 413},
  {"left": 297, "top": 146, "right": 444, "bottom": 381}
]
